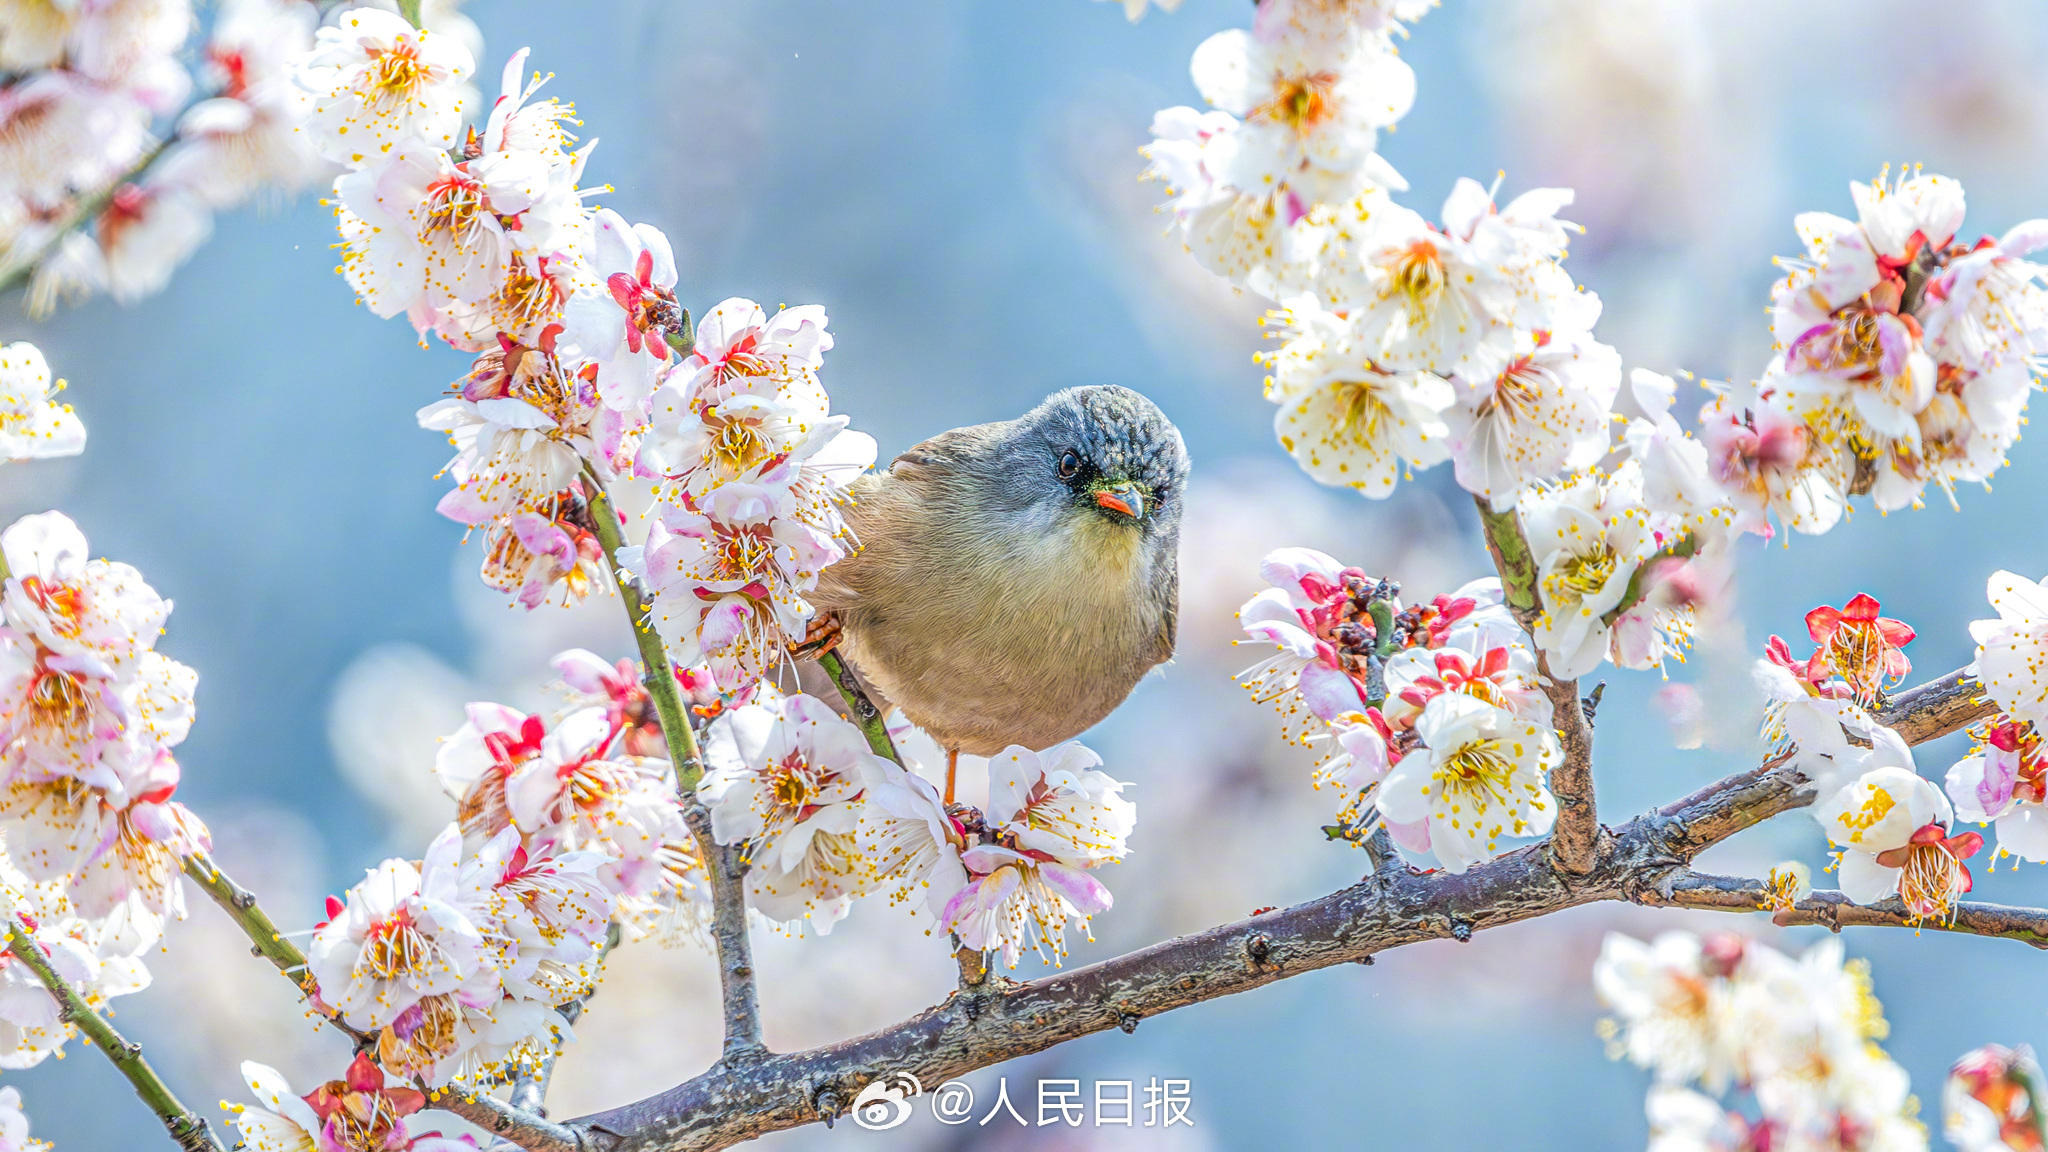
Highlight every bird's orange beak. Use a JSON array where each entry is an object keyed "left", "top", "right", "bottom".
[{"left": 1094, "top": 482, "right": 1145, "bottom": 520}]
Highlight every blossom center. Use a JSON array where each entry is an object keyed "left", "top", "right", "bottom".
[
  {"left": 421, "top": 173, "right": 489, "bottom": 249},
  {"left": 365, "top": 43, "right": 427, "bottom": 109},
  {"left": 361, "top": 906, "right": 431, "bottom": 981},
  {"left": 1255, "top": 71, "right": 1338, "bottom": 135},
  {"left": 1895, "top": 841, "right": 1965, "bottom": 921},
  {"left": 1387, "top": 240, "right": 1446, "bottom": 317}
]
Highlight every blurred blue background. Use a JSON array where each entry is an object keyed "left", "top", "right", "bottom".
[{"left": 10, "top": 0, "right": 2048, "bottom": 1148}]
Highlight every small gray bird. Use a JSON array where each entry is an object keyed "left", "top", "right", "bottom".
[{"left": 811, "top": 385, "right": 1187, "bottom": 797}]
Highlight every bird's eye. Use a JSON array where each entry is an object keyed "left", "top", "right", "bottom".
[{"left": 1056, "top": 451, "right": 1081, "bottom": 480}]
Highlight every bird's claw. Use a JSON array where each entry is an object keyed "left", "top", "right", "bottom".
[{"left": 791, "top": 612, "right": 843, "bottom": 657}]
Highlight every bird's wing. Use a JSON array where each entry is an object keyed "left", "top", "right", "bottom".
[
  {"left": 812, "top": 423, "right": 1003, "bottom": 613},
  {"left": 886, "top": 423, "right": 1002, "bottom": 482},
  {"left": 1149, "top": 553, "right": 1179, "bottom": 665}
]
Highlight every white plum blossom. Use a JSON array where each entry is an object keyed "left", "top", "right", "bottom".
[
  {"left": 1594, "top": 930, "right": 1742, "bottom": 1090},
  {"left": 1923, "top": 220, "right": 2048, "bottom": 374},
  {"left": 0, "top": 343, "right": 83, "bottom": 462},
  {"left": 306, "top": 825, "right": 490, "bottom": 1030},
  {"left": 1262, "top": 298, "right": 1453, "bottom": 497},
  {"left": 0, "top": 72, "right": 150, "bottom": 212},
  {"left": 1232, "top": 547, "right": 1381, "bottom": 739},
  {"left": 985, "top": 743, "right": 1136, "bottom": 869},
  {"left": 562, "top": 209, "right": 682, "bottom": 412},
  {"left": 502, "top": 707, "right": 684, "bottom": 900},
  {"left": 0, "top": 1085, "right": 37, "bottom": 1151},
  {"left": 1971, "top": 571, "right": 2048, "bottom": 730},
  {"left": 942, "top": 843, "right": 1111, "bottom": 970},
  {"left": 1944, "top": 718, "right": 2048, "bottom": 866},
  {"left": 1816, "top": 760, "right": 1981, "bottom": 922},
  {"left": 1443, "top": 325, "right": 1620, "bottom": 511},
  {"left": 1624, "top": 369, "right": 1732, "bottom": 534},
  {"left": 416, "top": 342, "right": 596, "bottom": 526},
  {"left": 856, "top": 752, "right": 966, "bottom": 919},
  {"left": 295, "top": 6, "right": 475, "bottom": 164},
  {"left": 1375, "top": 690, "right": 1561, "bottom": 873},
  {"left": 1519, "top": 463, "right": 1672, "bottom": 679},
  {"left": 700, "top": 693, "right": 880, "bottom": 931},
  {"left": 33, "top": 182, "right": 213, "bottom": 308}
]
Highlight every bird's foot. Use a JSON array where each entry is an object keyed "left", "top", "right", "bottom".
[{"left": 791, "top": 612, "right": 843, "bottom": 657}]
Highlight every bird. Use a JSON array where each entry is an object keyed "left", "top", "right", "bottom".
[{"left": 809, "top": 385, "right": 1188, "bottom": 802}]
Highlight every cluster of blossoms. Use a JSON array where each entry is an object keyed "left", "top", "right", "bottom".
[
  {"left": 1596, "top": 930, "right": 1924, "bottom": 1152},
  {"left": 0, "top": 504, "right": 207, "bottom": 1066},
  {"left": 699, "top": 694, "right": 1134, "bottom": 968},
  {"left": 309, "top": 10, "right": 878, "bottom": 673},
  {"left": 1750, "top": 592, "right": 1990, "bottom": 924},
  {"left": 1234, "top": 546, "right": 1560, "bottom": 873},
  {"left": 621, "top": 297, "right": 875, "bottom": 693},
  {"left": 15, "top": 0, "right": 344, "bottom": 311},
  {"left": 285, "top": 646, "right": 705, "bottom": 1091}
]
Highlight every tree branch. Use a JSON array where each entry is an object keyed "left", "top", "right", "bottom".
[
  {"left": 547, "top": 664, "right": 1978, "bottom": 1152},
  {"left": 817, "top": 648, "right": 899, "bottom": 763},
  {"left": 434, "top": 1086, "right": 588, "bottom": 1152},
  {"left": 1649, "top": 869, "right": 2048, "bottom": 949},
  {"left": 683, "top": 803, "right": 764, "bottom": 1060},
  {"left": 1874, "top": 666, "right": 1993, "bottom": 745},
  {"left": 180, "top": 851, "right": 378, "bottom": 1050},
  {"left": 1541, "top": 673, "right": 1599, "bottom": 877},
  {"left": 581, "top": 468, "right": 706, "bottom": 791},
  {"left": 1472, "top": 497, "right": 1599, "bottom": 876},
  {"left": 3, "top": 915, "right": 225, "bottom": 1151}
]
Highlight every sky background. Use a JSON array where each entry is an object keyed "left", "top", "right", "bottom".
[{"left": 11, "top": 0, "right": 2048, "bottom": 1148}]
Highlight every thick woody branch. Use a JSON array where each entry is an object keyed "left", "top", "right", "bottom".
[
  {"left": 436, "top": 1087, "right": 588, "bottom": 1152},
  {"left": 1541, "top": 674, "right": 1599, "bottom": 877},
  {"left": 3, "top": 915, "right": 225, "bottom": 1152},
  {"left": 545, "top": 665, "right": 1980, "bottom": 1152},
  {"left": 1649, "top": 870, "right": 2048, "bottom": 949},
  {"left": 684, "top": 803, "right": 764, "bottom": 1059},
  {"left": 1874, "top": 666, "right": 1993, "bottom": 745},
  {"left": 1472, "top": 497, "right": 1600, "bottom": 876}
]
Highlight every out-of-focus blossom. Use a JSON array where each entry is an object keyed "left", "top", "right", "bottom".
[
  {"left": 0, "top": 1085, "right": 38, "bottom": 1152},
  {"left": 32, "top": 182, "right": 213, "bottom": 308},
  {"left": 1945, "top": 1044, "right": 2046, "bottom": 1152},
  {"left": 0, "top": 743, "right": 209, "bottom": 927}
]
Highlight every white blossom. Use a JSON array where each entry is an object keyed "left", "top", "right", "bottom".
[
  {"left": 0, "top": 343, "right": 84, "bottom": 462},
  {"left": 1375, "top": 690, "right": 1560, "bottom": 872},
  {"left": 295, "top": 6, "right": 474, "bottom": 164},
  {"left": 306, "top": 825, "right": 490, "bottom": 1030}
]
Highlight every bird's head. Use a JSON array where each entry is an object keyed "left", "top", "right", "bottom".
[{"left": 994, "top": 385, "right": 1189, "bottom": 543}]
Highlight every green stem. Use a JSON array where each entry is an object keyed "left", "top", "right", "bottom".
[
  {"left": 1600, "top": 530, "right": 1701, "bottom": 627},
  {"left": 4, "top": 915, "right": 224, "bottom": 1152},
  {"left": 181, "top": 852, "right": 377, "bottom": 1049},
  {"left": 580, "top": 468, "right": 705, "bottom": 791},
  {"left": 818, "top": 649, "right": 899, "bottom": 763},
  {"left": 1473, "top": 496, "right": 1542, "bottom": 629}
]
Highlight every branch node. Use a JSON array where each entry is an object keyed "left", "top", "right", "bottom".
[
  {"left": 1359, "top": 954, "right": 1376, "bottom": 966},
  {"left": 1449, "top": 918, "right": 1473, "bottom": 943},
  {"left": 1244, "top": 933, "right": 1272, "bottom": 966},
  {"left": 1117, "top": 1011, "right": 1141, "bottom": 1034},
  {"left": 815, "top": 1088, "right": 842, "bottom": 1128}
]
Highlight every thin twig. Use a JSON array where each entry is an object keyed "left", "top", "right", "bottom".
[
  {"left": 579, "top": 465, "right": 760, "bottom": 1059},
  {"left": 3, "top": 915, "right": 225, "bottom": 1151},
  {"left": 180, "top": 852, "right": 377, "bottom": 1050},
  {"left": 817, "top": 648, "right": 898, "bottom": 762},
  {"left": 432, "top": 1085, "right": 585, "bottom": 1152},
  {"left": 580, "top": 467, "right": 706, "bottom": 790},
  {"left": 1652, "top": 870, "right": 2048, "bottom": 949}
]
